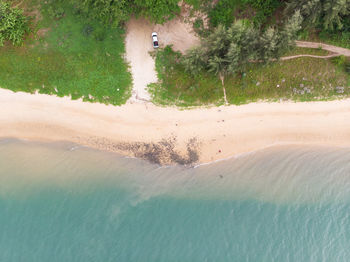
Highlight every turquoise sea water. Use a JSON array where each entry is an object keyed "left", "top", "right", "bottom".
[{"left": 1, "top": 139, "right": 350, "bottom": 261}]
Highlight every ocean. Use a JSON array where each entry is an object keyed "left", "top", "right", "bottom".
[{"left": 1, "top": 139, "right": 350, "bottom": 261}]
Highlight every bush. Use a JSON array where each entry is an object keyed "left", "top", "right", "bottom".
[
  {"left": 208, "top": 0, "right": 282, "bottom": 27},
  {"left": 332, "top": 55, "right": 347, "bottom": 67},
  {"left": 345, "top": 61, "right": 350, "bottom": 74},
  {"left": 244, "top": 0, "right": 282, "bottom": 25},
  {"left": 82, "top": 24, "right": 94, "bottom": 37},
  {"left": 47, "top": 6, "right": 65, "bottom": 20},
  {"left": 0, "top": 1, "right": 31, "bottom": 46},
  {"left": 132, "top": 0, "right": 181, "bottom": 24},
  {"left": 332, "top": 56, "right": 350, "bottom": 75},
  {"left": 72, "top": 0, "right": 181, "bottom": 28},
  {"left": 208, "top": 0, "right": 243, "bottom": 27}
]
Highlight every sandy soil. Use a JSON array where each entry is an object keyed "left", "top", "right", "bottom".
[
  {"left": 296, "top": 41, "right": 350, "bottom": 57},
  {"left": 2, "top": 89, "right": 350, "bottom": 165},
  {"left": 125, "top": 18, "right": 156, "bottom": 102},
  {"left": 278, "top": 41, "right": 350, "bottom": 61},
  {"left": 125, "top": 10, "right": 199, "bottom": 102}
]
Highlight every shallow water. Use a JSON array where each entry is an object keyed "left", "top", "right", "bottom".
[{"left": 1, "top": 139, "right": 350, "bottom": 261}]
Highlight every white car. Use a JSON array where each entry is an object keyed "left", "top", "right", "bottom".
[{"left": 152, "top": 32, "right": 159, "bottom": 48}]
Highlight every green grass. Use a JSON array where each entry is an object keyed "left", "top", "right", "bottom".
[
  {"left": 148, "top": 46, "right": 224, "bottom": 106},
  {"left": 184, "top": 0, "right": 203, "bottom": 10},
  {"left": 150, "top": 46, "right": 350, "bottom": 107},
  {"left": 225, "top": 57, "right": 349, "bottom": 104},
  {"left": 318, "top": 31, "right": 350, "bottom": 50},
  {"left": 284, "top": 47, "right": 330, "bottom": 56},
  {"left": 298, "top": 29, "right": 350, "bottom": 50},
  {"left": 0, "top": 0, "right": 132, "bottom": 105}
]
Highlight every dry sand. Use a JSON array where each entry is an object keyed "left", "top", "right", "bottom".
[{"left": 1, "top": 88, "right": 350, "bottom": 165}]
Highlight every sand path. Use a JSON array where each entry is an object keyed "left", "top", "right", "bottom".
[
  {"left": 296, "top": 41, "right": 350, "bottom": 57},
  {"left": 125, "top": 18, "right": 156, "bottom": 102},
  {"left": 125, "top": 14, "right": 199, "bottom": 102},
  {"left": 278, "top": 41, "right": 350, "bottom": 61}
]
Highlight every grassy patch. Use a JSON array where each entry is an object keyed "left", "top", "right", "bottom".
[
  {"left": 298, "top": 29, "right": 350, "bottom": 50},
  {"left": 284, "top": 47, "right": 330, "bottom": 56},
  {"left": 208, "top": 0, "right": 246, "bottom": 27},
  {"left": 225, "top": 57, "right": 349, "bottom": 104},
  {"left": 0, "top": 0, "right": 132, "bottom": 105},
  {"left": 149, "top": 46, "right": 224, "bottom": 106},
  {"left": 183, "top": 0, "right": 204, "bottom": 10},
  {"left": 207, "top": 0, "right": 283, "bottom": 27},
  {"left": 318, "top": 31, "right": 350, "bottom": 50},
  {"left": 150, "top": 46, "right": 350, "bottom": 107}
]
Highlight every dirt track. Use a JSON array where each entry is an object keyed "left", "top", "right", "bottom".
[
  {"left": 296, "top": 41, "right": 350, "bottom": 57},
  {"left": 125, "top": 18, "right": 156, "bottom": 102},
  {"left": 125, "top": 15, "right": 199, "bottom": 102}
]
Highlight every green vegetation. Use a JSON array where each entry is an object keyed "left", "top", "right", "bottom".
[
  {"left": 285, "top": 0, "right": 350, "bottom": 31},
  {"left": 287, "top": 0, "right": 350, "bottom": 49},
  {"left": 150, "top": 46, "right": 350, "bottom": 106},
  {"left": 184, "top": 0, "right": 205, "bottom": 10},
  {"left": 0, "top": 0, "right": 132, "bottom": 105},
  {"left": 133, "top": 0, "right": 180, "bottom": 24},
  {"left": 73, "top": 0, "right": 181, "bottom": 27},
  {"left": 284, "top": 47, "right": 330, "bottom": 56},
  {"left": 181, "top": 11, "right": 302, "bottom": 105},
  {"left": 245, "top": 0, "right": 282, "bottom": 25},
  {"left": 208, "top": 0, "right": 282, "bottom": 27},
  {"left": 300, "top": 29, "right": 350, "bottom": 50},
  {"left": 149, "top": 0, "right": 350, "bottom": 107},
  {"left": 0, "top": 0, "right": 349, "bottom": 108},
  {"left": 0, "top": 1, "right": 31, "bottom": 46},
  {"left": 149, "top": 46, "right": 223, "bottom": 106},
  {"left": 72, "top": 0, "right": 131, "bottom": 28}
]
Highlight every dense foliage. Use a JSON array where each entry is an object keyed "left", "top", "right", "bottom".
[
  {"left": 208, "top": 0, "right": 282, "bottom": 27},
  {"left": 245, "top": 0, "right": 282, "bottom": 25},
  {"left": 133, "top": 0, "right": 180, "bottom": 24},
  {"left": 183, "top": 11, "right": 302, "bottom": 80},
  {"left": 286, "top": 0, "right": 350, "bottom": 31},
  {"left": 0, "top": 1, "right": 30, "bottom": 46},
  {"left": 72, "top": 0, "right": 131, "bottom": 28},
  {"left": 73, "top": 0, "right": 181, "bottom": 27}
]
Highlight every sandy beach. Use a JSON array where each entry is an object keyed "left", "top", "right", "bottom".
[{"left": 1, "top": 88, "right": 350, "bottom": 165}]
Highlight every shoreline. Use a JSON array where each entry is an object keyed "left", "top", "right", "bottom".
[{"left": 1, "top": 88, "right": 350, "bottom": 165}]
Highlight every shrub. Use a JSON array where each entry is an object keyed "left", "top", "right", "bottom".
[
  {"left": 332, "top": 55, "right": 347, "bottom": 67},
  {"left": 208, "top": 0, "right": 243, "bottom": 27},
  {"left": 82, "top": 24, "right": 94, "bottom": 37},
  {"left": 332, "top": 56, "right": 350, "bottom": 75},
  {"left": 345, "top": 61, "right": 350, "bottom": 74},
  {"left": 244, "top": 0, "right": 282, "bottom": 25},
  {"left": 47, "top": 6, "right": 65, "bottom": 20},
  {"left": 0, "top": 1, "right": 31, "bottom": 46}
]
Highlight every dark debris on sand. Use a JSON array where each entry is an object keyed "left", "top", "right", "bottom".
[{"left": 84, "top": 136, "right": 200, "bottom": 166}]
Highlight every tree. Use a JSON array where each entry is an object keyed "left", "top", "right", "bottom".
[
  {"left": 183, "top": 21, "right": 259, "bottom": 104},
  {"left": 132, "top": 0, "right": 181, "bottom": 24},
  {"left": 182, "top": 13, "right": 302, "bottom": 103},
  {"left": 74, "top": 0, "right": 131, "bottom": 27},
  {"left": 0, "top": 1, "right": 30, "bottom": 46},
  {"left": 285, "top": 0, "right": 350, "bottom": 30},
  {"left": 275, "top": 10, "right": 303, "bottom": 56},
  {"left": 323, "top": 0, "right": 350, "bottom": 30},
  {"left": 73, "top": 0, "right": 181, "bottom": 27}
]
